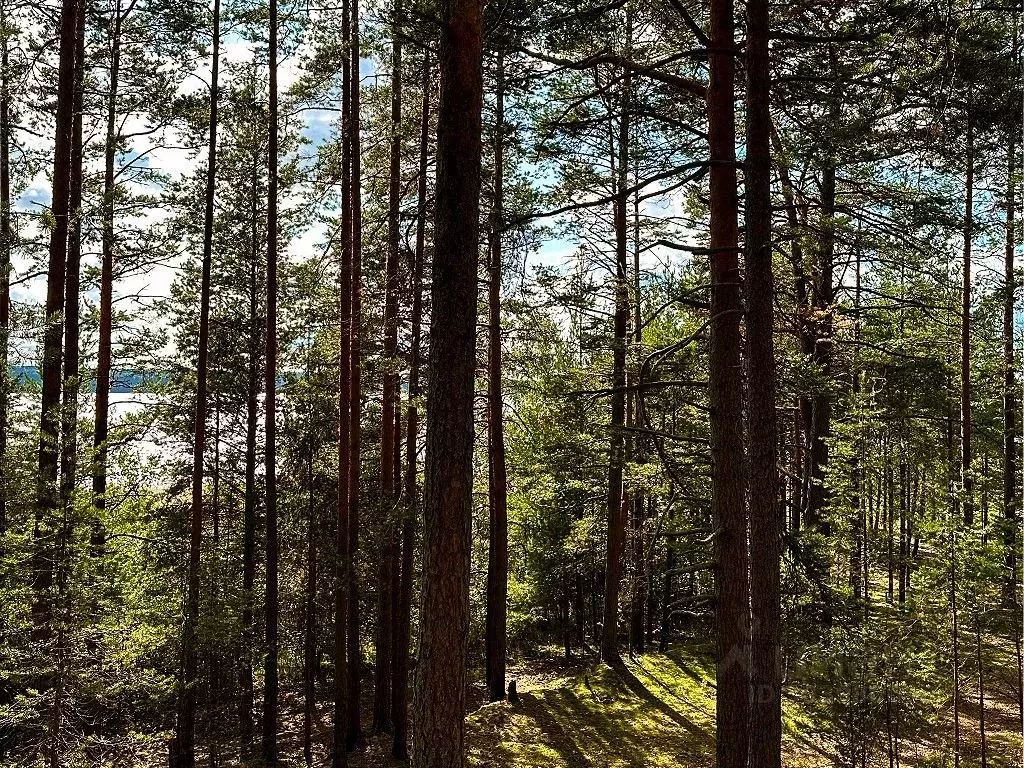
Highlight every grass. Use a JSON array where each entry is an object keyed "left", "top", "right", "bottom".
[
  {"left": 466, "top": 647, "right": 716, "bottom": 768},
  {"left": 461, "top": 642, "right": 1023, "bottom": 768}
]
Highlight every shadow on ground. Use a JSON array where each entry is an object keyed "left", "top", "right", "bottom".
[{"left": 466, "top": 649, "right": 716, "bottom": 768}]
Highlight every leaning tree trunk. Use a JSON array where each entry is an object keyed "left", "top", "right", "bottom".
[
  {"left": 411, "top": 0, "right": 483, "bottom": 759},
  {"left": 392, "top": 49, "right": 430, "bottom": 761},
  {"left": 485, "top": 49, "right": 509, "bottom": 701},
  {"left": 707, "top": 0, "right": 749, "bottom": 765},
  {"left": 262, "top": 0, "right": 280, "bottom": 759},
  {"left": 173, "top": 1, "right": 219, "bottom": 764},
  {"left": 744, "top": 0, "right": 781, "bottom": 763}
]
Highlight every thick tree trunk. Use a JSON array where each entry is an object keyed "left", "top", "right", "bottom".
[
  {"left": 392, "top": 50, "right": 429, "bottom": 760},
  {"left": 374, "top": 2, "right": 403, "bottom": 731},
  {"left": 347, "top": 1, "right": 364, "bottom": 748},
  {"left": 601, "top": 24, "right": 631, "bottom": 664},
  {"left": 33, "top": 0, "right": 79, "bottom": 638},
  {"left": 262, "top": 0, "right": 280, "bottom": 759},
  {"left": 485, "top": 50, "right": 509, "bottom": 701},
  {"left": 707, "top": 0, "right": 749, "bottom": 764},
  {"left": 744, "top": 0, "right": 781, "bottom": 763},
  {"left": 411, "top": 0, "right": 483, "bottom": 759},
  {"left": 173, "top": 0, "right": 218, "bottom": 763}
]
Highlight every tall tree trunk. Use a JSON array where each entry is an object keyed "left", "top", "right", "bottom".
[
  {"left": 173, "top": 0, "right": 218, "bottom": 763},
  {"left": 374, "top": 1, "right": 403, "bottom": 731},
  {"left": 240, "top": 144, "right": 259, "bottom": 757},
  {"left": 392, "top": 49, "right": 429, "bottom": 761},
  {"left": 92, "top": 0, "right": 123, "bottom": 562},
  {"left": 745, "top": 0, "right": 781, "bottom": 762},
  {"left": 628, "top": 181, "right": 645, "bottom": 655},
  {"left": 707, "top": 0, "right": 749, "bottom": 763},
  {"left": 485, "top": 49, "right": 509, "bottom": 700},
  {"left": 0, "top": 0, "right": 11, "bottom": 535},
  {"left": 601, "top": 15, "right": 631, "bottom": 664},
  {"left": 347, "top": 0, "right": 364, "bottom": 746},
  {"left": 951, "top": 529, "right": 961, "bottom": 768},
  {"left": 48, "top": 10, "right": 85, "bottom": 765},
  {"left": 976, "top": 614, "right": 987, "bottom": 768},
  {"left": 333, "top": 0, "right": 352, "bottom": 762},
  {"left": 805, "top": 163, "right": 835, "bottom": 538},
  {"left": 262, "top": 0, "right": 280, "bottom": 758},
  {"left": 60, "top": 0, "right": 85, "bottom": 516},
  {"left": 303, "top": 430, "right": 318, "bottom": 768},
  {"left": 33, "top": 0, "right": 79, "bottom": 638},
  {"left": 962, "top": 111, "right": 974, "bottom": 529},
  {"left": 411, "top": 0, "right": 483, "bottom": 758},
  {"left": 1004, "top": 134, "right": 1017, "bottom": 591}
]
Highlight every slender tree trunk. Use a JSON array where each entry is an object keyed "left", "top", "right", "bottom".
[
  {"left": 33, "top": 0, "right": 79, "bottom": 639},
  {"left": 411, "top": 0, "right": 483, "bottom": 758},
  {"left": 707, "top": 0, "right": 749, "bottom": 762},
  {"left": 304, "top": 431, "right": 318, "bottom": 768},
  {"left": 92, "top": 0, "right": 123, "bottom": 562},
  {"left": 806, "top": 163, "right": 835, "bottom": 539},
  {"left": 485, "top": 49, "right": 509, "bottom": 701},
  {"left": 262, "top": 0, "right": 280, "bottom": 758},
  {"left": 952, "top": 528, "right": 961, "bottom": 768},
  {"left": 60, "top": 0, "right": 85, "bottom": 516},
  {"left": 374, "top": 2, "right": 403, "bottom": 731},
  {"left": 976, "top": 614, "right": 987, "bottom": 768},
  {"left": 659, "top": 503, "right": 675, "bottom": 652},
  {"left": 333, "top": 1, "right": 352, "bottom": 763},
  {"left": 962, "top": 111, "right": 974, "bottom": 529},
  {"left": 0, "top": 0, "right": 11, "bottom": 536},
  {"left": 392, "top": 50, "right": 429, "bottom": 760},
  {"left": 346, "top": 1, "right": 364, "bottom": 746},
  {"left": 851, "top": 252, "right": 863, "bottom": 601},
  {"left": 745, "top": 0, "right": 781, "bottom": 762},
  {"left": 601, "top": 15, "right": 631, "bottom": 663},
  {"left": 173, "top": 0, "right": 218, "bottom": 763},
  {"left": 1004, "top": 134, "right": 1017, "bottom": 591},
  {"left": 240, "top": 145, "right": 260, "bottom": 758}
]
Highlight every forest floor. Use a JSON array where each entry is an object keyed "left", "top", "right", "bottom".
[
  {"left": 328, "top": 639, "right": 1022, "bottom": 768},
  {"left": 191, "top": 638, "right": 1022, "bottom": 767}
]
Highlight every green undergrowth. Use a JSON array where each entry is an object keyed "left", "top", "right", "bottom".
[
  {"left": 466, "top": 646, "right": 717, "bottom": 768},
  {"left": 464, "top": 642, "right": 1022, "bottom": 768}
]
